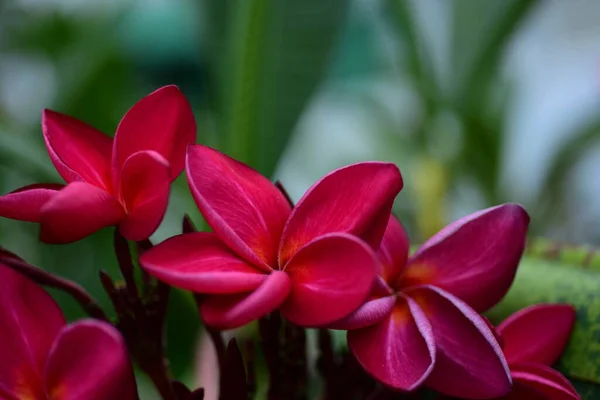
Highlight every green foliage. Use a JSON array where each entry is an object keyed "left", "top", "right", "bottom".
[{"left": 205, "top": 0, "right": 350, "bottom": 177}]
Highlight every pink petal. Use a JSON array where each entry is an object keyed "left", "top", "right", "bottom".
[
  {"left": 140, "top": 232, "right": 267, "bottom": 294},
  {"left": 328, "top": 295, "right": 395, "bottom": 330},
  {"left": 279, "top": 162, "right": 402, "bottom": 265},
  {"left": 405, "top": 203, "right": 529, "bottom": 312},
  {"left": 0, "top": 264, "right": 66, "bottom": 399},
  {"left": 511, "top": 363, "right": 579, "bottom": 400},
  {"left": 347, "top": 295, "right": 435, "bottom": 391},
  {"left": 186, "top": 145, "right": 291, "bottom": 268},
  {"left": 378, "top": 215, "right": 410, "bottom": 287},
  {"left": 44, "top": 320, "right": 138, "bottom": 400},
  {"left": 497, "top": 304, "right": 576, "bottom": 366},
  {"left": 280, "top": 233, "right": 378, "bottom": 327},
  {"left": 0, "top": 183, "right": 63, "bottom": 222},
  {"left": 39, "top": 182, "right": 125, "bottom": 244},
  {"left": 200, "top": 270, "right": 291, "bottom": 330},
  {"left": 410, "top": 286, "right": 512, "bottom": 399},
  {"left": 112, "top": 85, "right": 196, "bottom": 186},
  {"left": 119, "top": 150, "right": 171, "bottom": 241},
  {"left": 42, "top": 110, "right": 113, "bottom": 188}
]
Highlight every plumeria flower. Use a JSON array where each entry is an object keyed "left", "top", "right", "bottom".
[
  {"left": 140, "top": 145, "right": 403, "bottom": 329},
  {"left": 0, "top": 85, "right": 196, "bottom": 243},
  {"left": 495, "top": 304, "right": 580, "bottom": 400},
  {"left": 0, "top": 262, "right": 137, "bottom": 400},
  {"left": 332, "top": 206, "right": 529, "bottom": 399}
]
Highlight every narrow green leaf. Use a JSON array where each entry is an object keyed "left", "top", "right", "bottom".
[
  {"left": 207, "top": 0, "right": 350, "bottom": 177},
  {"left": 452, "top": 0, "right": 540, "bottom": 108},
  {"left": 532, "top": 115, "right": 600, "bottom": 229}
]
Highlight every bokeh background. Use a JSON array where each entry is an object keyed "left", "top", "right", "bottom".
[{"left": 1, "top": 0, "right": 600, "bottom": 397}]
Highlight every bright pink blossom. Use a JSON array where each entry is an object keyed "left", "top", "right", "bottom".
[
  {"left": 0, "top": 85, "right": 196, "bottom": 243},
  {"left": 0, "top": 262, "right": 137, "bottom": 400},
  {"left": 333, "top": 206, "right": 529, "bottom": 398},
  {"left": 140, "top": 145, "right": 403, "bottom": 329},
  {"left": 496, "top": 304, "right": 580, "bottom": 400}
]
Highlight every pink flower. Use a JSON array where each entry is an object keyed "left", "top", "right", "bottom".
[
  {"left": 496, "top": 304, "right": 580, "bottom": 400},
  {"left": 0, "top": 86, "right": 196, "bottom": 243},
  {"left": 0, "top": 262, "right": 137, "bottom": 400},
  {"left": 332, "top": 206, "right": 529, "bottom": 398},
  {"left": 140, "top": 145, "right": 403, "bottom": 329}
]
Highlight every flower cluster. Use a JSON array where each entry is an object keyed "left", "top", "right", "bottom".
[
  {"left": 0, "top": 250, "right": 137, "bottom": 399},
  {"left": 0, "top": 86, "right": 581, "bottom": 399}
]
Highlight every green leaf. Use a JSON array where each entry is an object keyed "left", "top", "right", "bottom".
[
  {"left": 206, "top": 0, "right": 350, "bottom": 177},
  {"left": 451, "top": 0, "right": 540, "bottom": 108},
  {"left": 488, "top": 240, "right": 600, "bottom": 396},
  {"left": 532, "top": 115, "right": 600, "bottom": 230}
]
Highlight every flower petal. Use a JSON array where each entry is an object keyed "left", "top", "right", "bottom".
[
  {"left": 119, "top": 150, "right": 171, "bottom": 241},
  {"left": 0, "top": 183, "right": 63, "bottom": 222},
  {"left": 410, "top": 286, "right": 511, "bottom": 399},
  {"left": 200, "top": 270, "right": 291, "bottom": 330},
  {"left": 511, "top": 363, "right": 579, "bottom": 400},
  {"left": 112, "top": 85, "right": 196, "bottom": 185},
  {"left": 405, "top": 203, "right": 529, "bottom": 312},
  {"left": 0, "top": 264, "right": 65, "bottom": 399},
  {"left": 186, "top": 145, "right": 291, "bottom": 268},
  {"left": 39, "top": 182, "right": 125, "bottom": 243},
  {"left": 347, "top": 295, "right": 435, "bottom": 391},
  {"left": 328, "top": 295, "right": 396, "bottom": 330},
  {"left": 378, "top": 215, "right": 410, "bottom": 287},
  {"left": 42, "top": 110, "right": 113, "bottom": 188},
  {"left": 140, "top": 232, "right": 267, "bottom": 294},
  {"left": 44, "top": 320, "right": 138, "bottom": 400},
  {"left": 280, "top": 233, "right": 378, "bottom": 327},
  {"left": 279, "top": 162, "right": 402, "bottom": 265},
  {"left": 497, "top": 304, "right": 576, "bottom": 366}
]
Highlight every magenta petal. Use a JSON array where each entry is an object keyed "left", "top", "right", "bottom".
[
  {"left": 0, "top": 264, "right": 65, "bottom": 399},
  {"left": 39, "top": 182, "right": 125, "bottom": 243},
  {"left": 511, "top": 363, "right": 579, "bottom": 400},
  {"left": 279, "top": 162, "right": 402, "bottom": 265},
  {"left": 411, "top": 286, "right": 511, "bottom": 399},
  {"left": 347, "top": 295, "right": 435, "bottom": 391},
  {"left": 328, "top": 295, "right": 396, "bottom": 330},
  {"left": 186, "top": 145, "right": 291, "bottom": 268},
  {"left": 378, "top": 215, "right": 410, "bottom": 286},
  {"left": 406, "top": 203, "right": 530, "bottom": 312},
  {"left": 44, "top": 320, "right": 137, "bottom": 400},
  {"left": 140, "top": 232, "right": 267, "bottom": 294},
  {"left": 497, "top": 304, "right": 576, "bottom": 366},
  {"left": 42, "top": 110, "right": 112, "bottom": 188},
  {"left": 112, "top": 85, "right": 196, "bottom": 183},
  {"left": 280, "top": 233, "right": 378, "bottom": 327},
  {"left": 0, "top": 183, "right": 63, "bottom": 222},
  {"left": 119, "top": 150, "right": 171, "bottom": 241},
  {"left": 200, "top": 270, "right": 291, "bottom": 330}
]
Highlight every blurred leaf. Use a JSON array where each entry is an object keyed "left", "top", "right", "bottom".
[
  {"left": 4, "top": 12, "right": 79, "bottom": 60},
  {"left": 488, "top": 240, "right": 600, "bottom": 396},
  {"left": 387, "top": 0, "right": 441, "bottom": 113},
  {"left": 450, "top": 0, "right": 539, "bottom": 202},
  {"left": 452, "top": 0, "right": 540, "bottom": 108},
  {"left": 206, "top": 0, "right": 350, "bottom": 177},
  {"left": 533, "top": 115, "right": 600, "bottom": 229}
]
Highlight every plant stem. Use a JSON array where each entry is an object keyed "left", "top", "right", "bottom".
[
  {"left": 142, "top": 363, "right": 178, "bottom": 400},
  {"left": 0, "top": 256, "right": 108, "bottom": 321}
]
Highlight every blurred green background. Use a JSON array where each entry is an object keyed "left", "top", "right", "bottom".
[{"left": 2, "top": 0, "right": 600, "bottom": 398}]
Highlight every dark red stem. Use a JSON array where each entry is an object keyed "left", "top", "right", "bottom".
[{"left": 0, "top": 256, "right": 108, "bottom": 321}]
